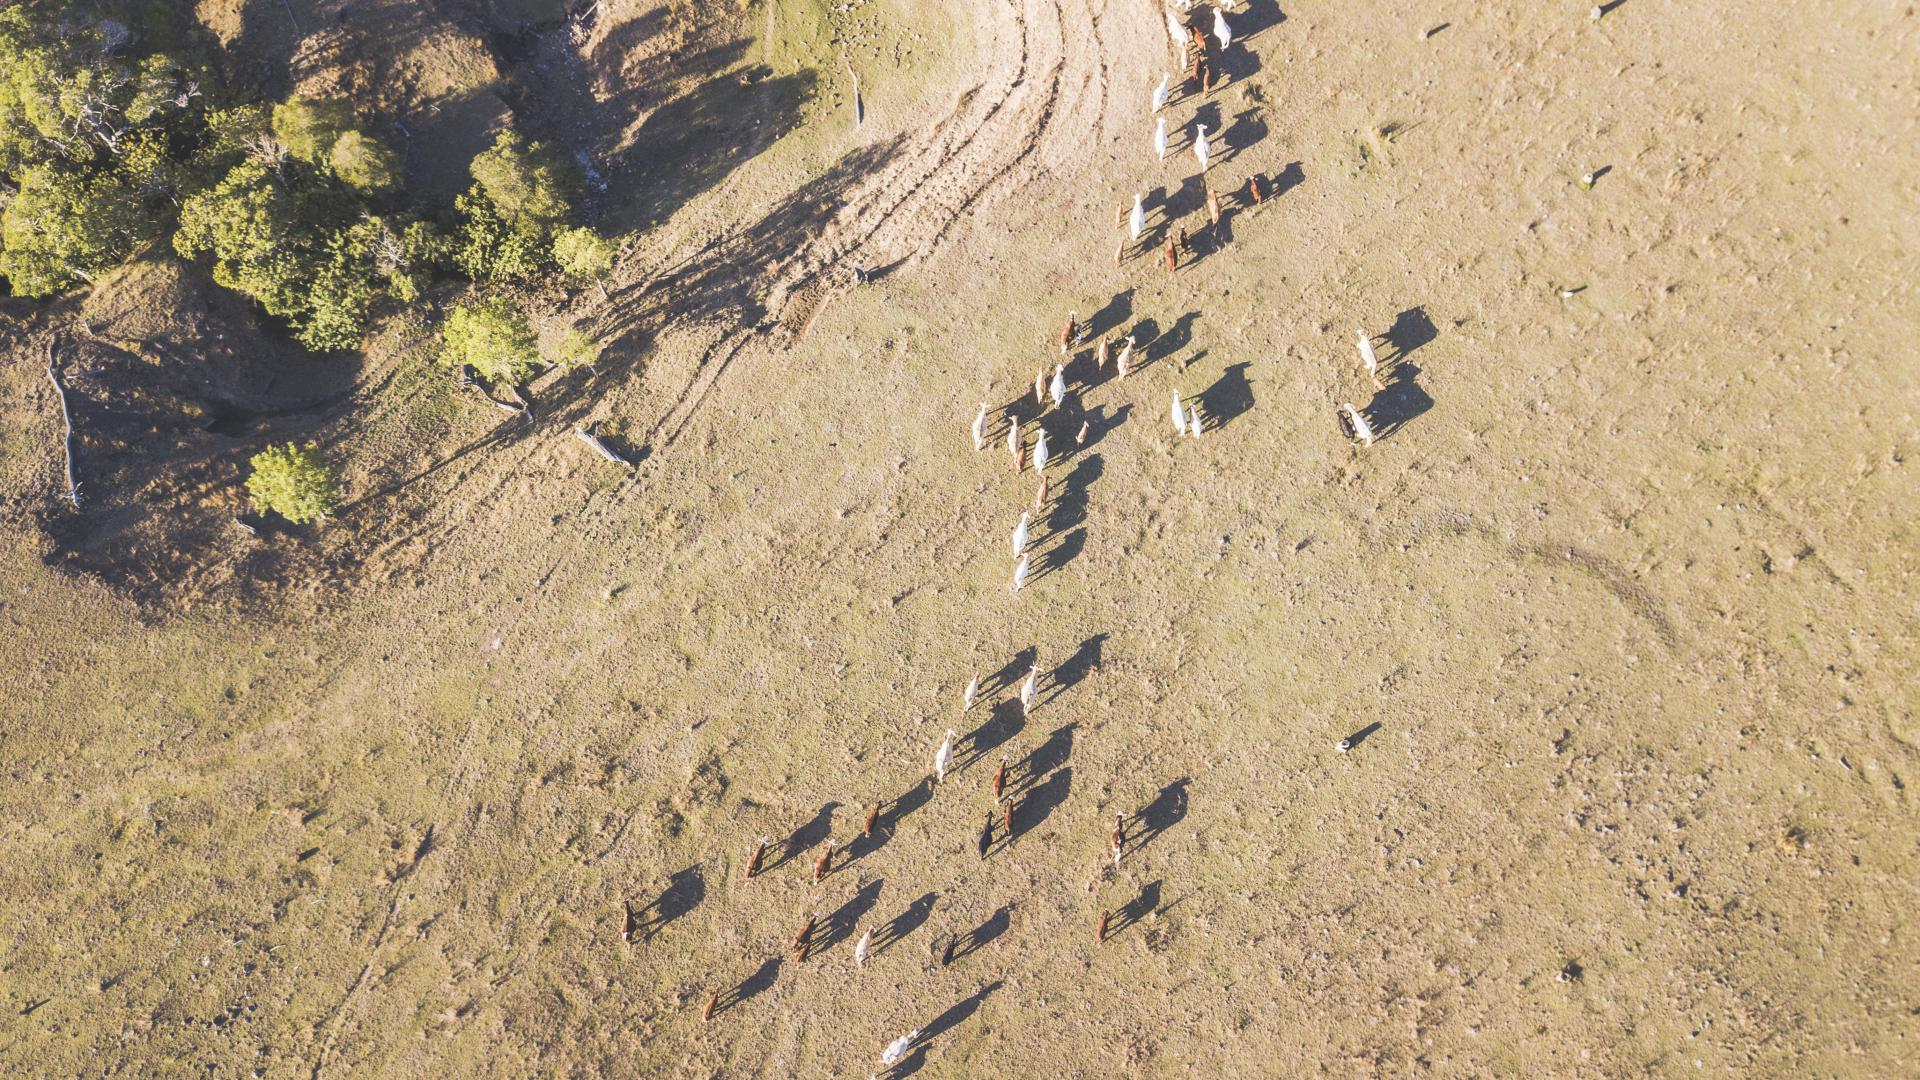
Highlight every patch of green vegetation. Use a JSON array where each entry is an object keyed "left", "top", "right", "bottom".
[
  {"left": 438, "top": 297, "right": 539, "bottom": 385},
  {"left": 245, "top": 441, "right": 339, "bottom": 523}
]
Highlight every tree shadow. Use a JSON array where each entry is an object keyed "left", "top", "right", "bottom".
[
  {"left": 1132, "top": 778, "right": 1191, "bottom": 855},
  {"left": 606, "top": 64, "right": 817, "bottom": 231},
  {"left": 873, "top": 892, "right": 938, "bottom": 956},
  {"left": 1107, "top": 880, "right": 1163, "bottom": 939},
  {"left": 1361, "top": 361, "right": 1433, "bottom": 442},
  {"left": 631, "top": 864, "right": 705, "bottom": 942},
  {"left": 1015, "top": 723, "right": 1077, "bottom": 793},
  {"left": 764, "top": 801, "right": 839, "bottom": 874},
  {"left": 949, "top": 906, "right": 1011, "bottom": 963},
  {"left": 1047, "top": 632, "right": 1108, "bottom": 703},
  {"left": 955, "top": 699, "right": 1026, "bottom": 774},
  {"left": 818, "top": 877, "right": 885, "bottom": 955},
  {"left": 712, "top": 955, "right": 780, "bottom": 1016},
  {"left": 1197, "top": 362, "right": 1256, "bottom": 432},
  {"left": 1383, "top": 306, "right": 1438, "bottom": 360},
  {"left": 581, "top": 134, "right": 908, "bottom": 404}
]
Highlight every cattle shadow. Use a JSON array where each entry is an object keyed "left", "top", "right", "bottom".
[
  {"left": 1197, "top": 362, "right": 1256, "bottom": 431},
  {"left": 1344, "top": 721, "right": 1383, "bottom": 749},
  {"left": 630, "top": 864, "right": 705, "bottom": 942},
  {"left": 880, "top": 1046, "right": 928, "bottom": 1080},
  {"left": 1167, "top": 173, "right": 1211, "bottom": 222},
  {"left": 920, "top": 980, "right": 1003, "bottom": 1043},
  {"left": 764, "top": 801, "right": 839, "bottom": 874},
  {"left": 1191, "top": 98, "right": 1223, "bottom": 133},
  {"left": 1237, "top": 0, "right": 1289, "bottom": 39},
  {"left": 1021, "top": 765, "right": 1073, "bottom": 834},
  {"left": 1046, "top": 632, "right": 1107, "bottom": 702},
  {"left": 1272, "top": 160, "right": 1305, "bottom": 199},
  {"left": 1141, "top": 312, "right": 1200, "bottom": 369},
  {"left": 877, "top": 778, "right": 933, "bottom": 836},
  {"left": 1107, "top": 879, "right": 1163, "bottom": 939},
  {"left": 949, "top": 906, "right": 1011, "bottom": 964},
  {"left": 1383, "top": 306, "right": 1438, "bottom": 360},
  {"left": 1086, "top": 288, "right": 1134, "bottom": 341},
  {"left": 711, "top": 955, "right": 780, "bottom": 1016},
  {"left": 1025, "top": 527, "right": 1085, "bottom": 584},
  {"left": 880, "top": 982, "right": 1009, "bottom": 1080},
  {"left": 1361, "top": 361, "right": 1434, "bottom": 442},
  {"left": 1015, "top": 723, "right": 1077, "bottom": 792},
  {"left": 956, "top": 699, "right": 1026, "bottom": 774},
  {"left": 818, "top": 877, "right": 885, "bottom": 955},
  {"left": 1133, "top": 778, "right": 1191, "bottom": 854},
  {"left": 1218, "top": 108, "right": 1267, "bottom": 166},
  {"left": 1076, "top": 404, "right": 1130, "bottom": 455},
  {"left": 874, "top": 892, "right": 938, "bottom": 956},
  {"left": 985, "top": 646, "right": 1039, "bottom": 696}
]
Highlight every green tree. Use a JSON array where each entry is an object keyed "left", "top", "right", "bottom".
[
  {"left": 0, "top": 163, "right": 149, "bottom": 295},
  {"left": 439, "top": 297, "right": 539, "bottom": 384},
  {"left": 327, "top": 128, "right": 400, "bottom": 194},
  {"left": 175, "top": 157, "right": 393, "bottom": 350},
  {"left": 452, "top": 186, "right": 548, "bottom": 282},
  {"left": 270, "top": 96, "right": 350, "bottom": 165},
  {"left": 246, "top": 441, "right": 339, "bottom": 523},
  {"left": 453, "top": 129, "right": 579, "bottom": 282},
  {"left": 175, "top": 159, "right": 313, "bottom": 319},
  {"left": 299, "top": 227, "right": 379, "bottom": 351},
  {"left": 552, "top": 226, "right": 614, "bottom": 294},
  {"left": 0, "top": 5, "right": 206, "bottom": 295},
  {"left": 551, "top": 329, "right": 602, "bottom": 373},
  {"left": 468, "top": 129, "right": 575, "bottom": 233}
]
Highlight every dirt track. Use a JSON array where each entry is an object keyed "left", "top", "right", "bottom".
[{"left": 3, "top": 0, "right": 1917, "bottom": 1077}]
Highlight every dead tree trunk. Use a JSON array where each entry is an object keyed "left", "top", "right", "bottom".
[
  {"left": 46, "top": 342, "right": 80, "bottom": 507},
  {"left": 575, "top": 422, "right": 633, "bottom": 467}
]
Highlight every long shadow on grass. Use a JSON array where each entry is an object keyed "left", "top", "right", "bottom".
[
  {"left": 764, "top": 801, "right": 839, "bottom": 874},
  {"left": 873, "top": 892, "right": 937, "bottom": 956}
]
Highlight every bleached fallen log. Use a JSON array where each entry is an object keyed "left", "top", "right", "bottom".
[
  {"left": 46, "top": 343, "right": 80, "bottom": 507},
  {"left": 576, "top": 422, "right": 633, "bottom": 467}
]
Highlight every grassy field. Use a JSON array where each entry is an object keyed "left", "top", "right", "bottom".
[{"left": 3, "top": 0, "right": 1917, "bottom": 1076}]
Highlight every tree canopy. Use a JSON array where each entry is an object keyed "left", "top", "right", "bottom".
[
  {"left": 454, "top": 129, "right": 583, "bottom": 283},
  {"left": 0, "top": 3, "right": 207, "bottom": 295},
  {"left": 246, "top": 441, "right": 339, "bottom": 523},
  {"left": 438, "top": 297, "right": 540, "bottom": 385}
]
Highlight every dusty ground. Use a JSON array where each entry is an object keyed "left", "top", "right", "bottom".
[{"left": 3, "top": 0, "right": 1918, "bottom": 1076}]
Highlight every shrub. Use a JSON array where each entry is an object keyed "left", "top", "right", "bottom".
[
  {"left": 551, "top": 329, "right": 602, "bottom": 373},
  {"left": 439, "top": 297, "right": 539, "bottom": 384},
  {"left": 270, "top": 97, "right": 351, "bottom": 164},
  {"left": 246, "top": 441, "right": 338, "bottom": 523},
  {"left": 327, "top": 129, "right": 400, "bottom": 194},
  {"left": 552, "top": 226, "right": 614, "bottom": 291}
]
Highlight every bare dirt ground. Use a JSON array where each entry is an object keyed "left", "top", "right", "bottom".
[{"left": 3, "top": 0, "right": 1918, "bottom": 1076}]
